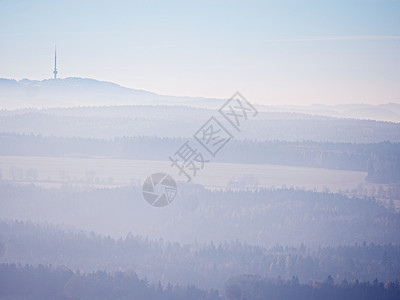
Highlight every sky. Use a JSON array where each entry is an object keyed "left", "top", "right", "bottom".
[{"left": 0, "top": 0, "right": 399, "bottom": 106}]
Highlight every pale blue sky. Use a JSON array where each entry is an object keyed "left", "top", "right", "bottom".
[{"left": 0, "top": 0, "right": 399, "bottom": 105}]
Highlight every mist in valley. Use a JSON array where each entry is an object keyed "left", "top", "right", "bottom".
[
  {"left": 1, "top": 1, "right": 400, "bottom": 299},
  {"left": 1, "top": 79, "right": 400, "bottom": 299}
]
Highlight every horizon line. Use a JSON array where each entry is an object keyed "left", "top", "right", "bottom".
[{"left": 272, "top": 35, "right": 400, "bottom": 42}]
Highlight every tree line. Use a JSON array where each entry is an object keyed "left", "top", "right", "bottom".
[
  {"left": 224, "top": 274, "right": 400, "bottom": 300},
  {"left": 1, "top": 220, "right": 399, "bottom": 291},
  {"left": 1, "top": 133, "right": 399, "bottom": 183},
  {"left": 0, "top": 263, "right": 220, "bottom": 300},
  {"left": 0, "top": 264, "right": 399, "bottom": 299},
  {"left": 1, "top": 107, "right": 400, "bottom": 143}
]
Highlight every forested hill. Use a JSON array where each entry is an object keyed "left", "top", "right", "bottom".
[
  {"left": 1, "top": 184, "right": 399, "bottom": 249},
  {"left": 1, "top": 106, "right": 399, "bottom": 142},
  {"left": 1, "top": 221, "right": 399, "bottom": 297},
  {"left": 1, "top": 133, "right": 399, "bottom": 183}
]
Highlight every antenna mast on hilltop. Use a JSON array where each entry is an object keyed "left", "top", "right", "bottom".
[{"left": 53, "top": 46, "right": 58, "bottom": 79}]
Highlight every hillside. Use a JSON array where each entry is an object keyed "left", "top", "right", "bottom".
[
  {"left": 1, "top": 77, "right": 399, "bottom": 123},
  {"left": 0, "top": 78, "right": 222, "bottom": 109}
]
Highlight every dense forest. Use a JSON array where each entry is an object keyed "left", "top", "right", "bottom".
[
  {"left": 0, "top": 264, "right": 399, "bottom": 300},
  {"left": 1, "top": 133, "right": 400, "bottom": 183},
  {"left": 1, "top": 183, "right": 399, "bottom": 248},
  {"left": 0, "top": 263, "right": 220, "bottom": 300},
  {"left": 1, "top": 221, "right": 399, "bottom": 298},
  {"left": 1, "top": 218, "right": 399, "bottom": 290},
  {"left": 224, "top": 274, "right": 400, "bottom": 300}
]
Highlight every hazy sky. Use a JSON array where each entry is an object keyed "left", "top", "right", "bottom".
[{"left": 0, "top": 0, "right": 399, "bottom": 105}]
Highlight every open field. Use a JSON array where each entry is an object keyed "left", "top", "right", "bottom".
[
  {"left": 2, "top": 155, "right": 399, "bottom": 210},
  {"left": 0, "top": 155, "right": 368, "bottom": 193}
]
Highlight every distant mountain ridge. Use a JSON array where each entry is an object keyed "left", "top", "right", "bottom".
[
  {"left": 0, "top": 77, "right": 223, "bottom": 109},
  {"left": 1, "top": 77, "right": 399, "bottom": 122},
  {"left": 263, "top": 102, "right": 400, "bottom": 123}
]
